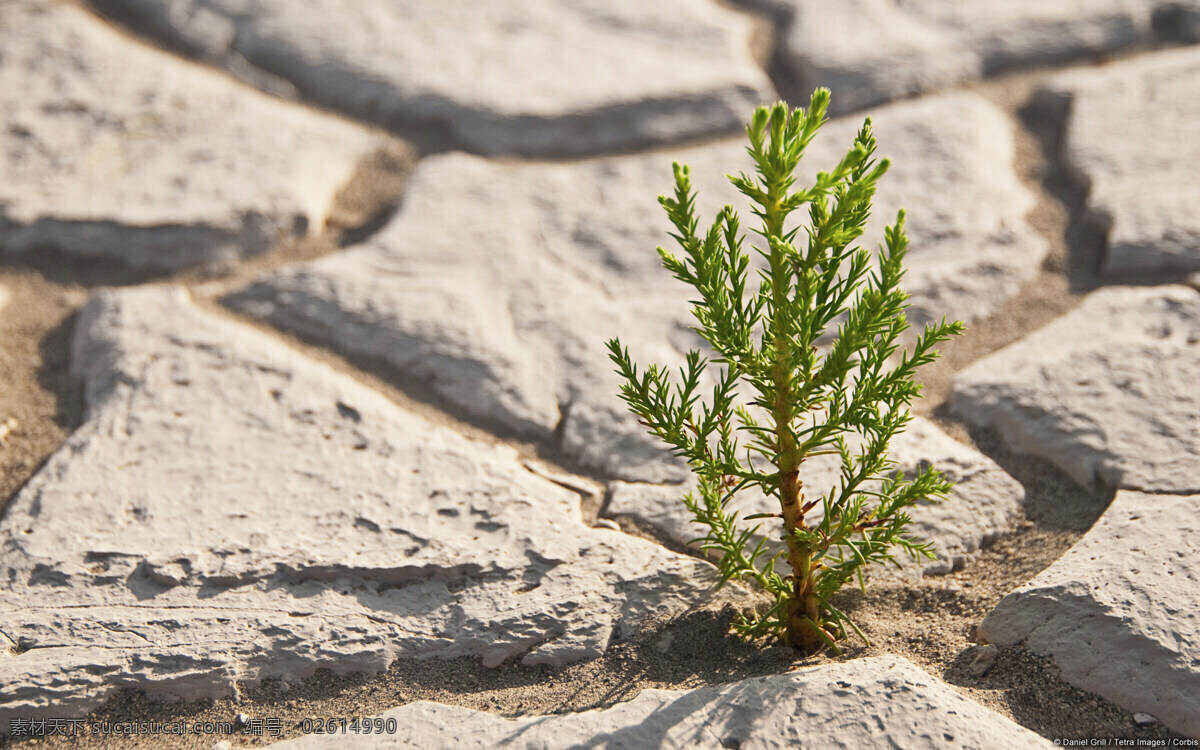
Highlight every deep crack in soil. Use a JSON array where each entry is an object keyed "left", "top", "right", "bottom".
[{"left": 0, "top": 269, "right": 86, "bottom": 516}]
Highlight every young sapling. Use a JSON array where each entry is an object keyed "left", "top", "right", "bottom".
[{"left": 607, "top": 89, "right": 964, "bottom": 654}]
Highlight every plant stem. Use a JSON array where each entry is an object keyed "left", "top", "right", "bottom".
[{"left": 762, "top": 171, "right": 821, "bottom": 653}]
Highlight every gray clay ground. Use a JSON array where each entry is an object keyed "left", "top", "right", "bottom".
[{"left": 1, "top": 0, "right": 1199, "bottom": 748}]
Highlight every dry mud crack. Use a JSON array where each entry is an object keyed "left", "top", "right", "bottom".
[{"left": 2, "top": 1, "right": 1199, "bottom": 747}]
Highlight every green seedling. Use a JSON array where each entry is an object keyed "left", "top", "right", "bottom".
[{"left": 607, "top": 89, "right": 964, "bottom": 654}]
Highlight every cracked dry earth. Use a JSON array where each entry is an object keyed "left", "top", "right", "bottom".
[{"left": 2, "top": 1, "right": 1200, "bottom": 748}]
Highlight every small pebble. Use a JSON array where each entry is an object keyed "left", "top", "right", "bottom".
[
  {"left": 969, "top": 644, "right": 999, "bottom": 676},
  {"left": 594, "top": 518, "right": 621, "bottom": 531},
  {"left": 235, "top": 712, "right": 250, "bottom": 726},
  {"left": 211, "top": 742, "right": 232, "bottom": 750},
  {"left": 655, "top": 631, "right": 676, "bottom": 653},
  {"left": 0, "top": 417, "right": 17, "bottom": 446},
  {"left": 1133, "top": 712, "right": 1158, "bottom": 726}
]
